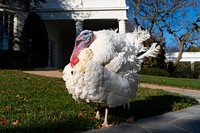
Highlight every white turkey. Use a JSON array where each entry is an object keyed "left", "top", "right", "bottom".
[{"left": 63, "top": 28, "right": 160, "bottom": 127}]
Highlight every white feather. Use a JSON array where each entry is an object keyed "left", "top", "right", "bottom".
[
  {"left": 63, "top": 28, "right": 159, "bottom": 108},
  {"left": 138, "top": 43, "right": 160, "bottom": 62}
]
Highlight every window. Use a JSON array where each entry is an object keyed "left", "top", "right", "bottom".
[{"left": 0, "top": 10, "right": 14, "bottom": 50}]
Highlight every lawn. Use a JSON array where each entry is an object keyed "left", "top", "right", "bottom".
[
  {"left": 140, "top": 75, "right": 200, "bottom": 90},
  {"left": 0, "top": 70, "right": 198, "bottom": 133}
]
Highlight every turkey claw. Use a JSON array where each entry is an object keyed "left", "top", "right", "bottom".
[{"left": 101, "top": 123, "right": 113, "bottom": 128}]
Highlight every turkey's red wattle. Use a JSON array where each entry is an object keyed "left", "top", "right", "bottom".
[{"left": 70, "top": 57, "right": 79, "bottom": 68}]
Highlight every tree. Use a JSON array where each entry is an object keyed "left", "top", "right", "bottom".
[
  {"left": 186, "top": 46, "right": 200, "bottom": 52},
  {"left": 20, "top": 12, "right": 49, "bottom": 68},
  {"left": 141, "top": 36, "right": 167, "bottom": 69},
  {"left": 0, "top": 0, "right": 46, "bottom": 12},
  {"left": 165, "top": 45, "right": 179, "bottom": 53},
  {"left": 127, "top": 0, "right": 200, "bottom": 64}
]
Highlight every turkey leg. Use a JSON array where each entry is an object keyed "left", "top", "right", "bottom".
[
  {"left": 102, "top": 106, "right": 112, "bottom": 128},
  {"left": 95, "top": 110, "right": 100, "bottom": 119}
]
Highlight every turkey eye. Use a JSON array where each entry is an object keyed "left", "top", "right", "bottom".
[{"left": 71, "top": 71, "right": 73, "bottom": 75}]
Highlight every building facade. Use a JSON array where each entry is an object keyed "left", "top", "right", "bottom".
[
  {"left": 36, "top": 0, "right": 128, "bottom": 68},
  {"left": 0, "top": 0, "right": 128, "bottom": 68},
  {"left": 166, "top": 52, "right": 200, "bottom": 70},
  {"left": 166, "top": 52, "right": 200, "bottom": 63},
  {"left": 0, "top": 4, "right": 26, "bottom": 51}
]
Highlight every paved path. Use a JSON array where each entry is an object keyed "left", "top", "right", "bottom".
[
  {"left": 23, "top": 70, "right": 200, "bottom": 133},
  {"left": 141, "top": 83, "right": 200, "bottom": 103},
  {"left": 23, "top": 70, "right": 63, "bottom": 78}
]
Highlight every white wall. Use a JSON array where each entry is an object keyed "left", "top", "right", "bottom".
[
  {"left": 37, "top": 0, "right": 128, "bottom": 20},
  {"left": 40, "top": 0, "right": 126, "bottom": 9},
  {"left": 166, "top": 52, "right": 200, "bottom": 63}
]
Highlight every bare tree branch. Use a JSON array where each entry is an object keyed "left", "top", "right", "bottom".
[
  {"left": 0, "top": 0, "right": 46, "bottom": 12},
  {"left": 127, "top": 0, "right": 200, "bottom": 64}
]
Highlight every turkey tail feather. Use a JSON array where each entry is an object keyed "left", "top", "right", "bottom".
[{"left": 137, "top": 43, "right": 160, "bottom": 63}]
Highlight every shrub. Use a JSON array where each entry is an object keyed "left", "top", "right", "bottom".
[
  {"left": 141, "top": 37, "right": 167, "bottom": 70},
  {"left": 140, "top": 68, "right": 170, "bottom": 77},
  {"left": 19, "top": 12, "right": 49, "bottom": 68},
  {"left": 170, "top": 62, "right": 195, "bottom": 78},
  {"left": 0, "top": 51, "right": 34, "bottom": 69},
  {"left": 0, "top": 51, "right": 13, "bottom": 68},
  {"left": 194, "top": 62, "right": 200, "bottom": 79}
]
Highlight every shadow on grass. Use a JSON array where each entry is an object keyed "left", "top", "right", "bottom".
[
  {"left": 109, "top": 94, "right": 197, "bottom": 120},
  {"left": 0, "top": 116, "right": 99, "bottom": 133},
  {"left": 1, "top": 94, "right": 197, "bottom": 133}
]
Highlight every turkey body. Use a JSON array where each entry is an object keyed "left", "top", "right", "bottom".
[{"left": 63, "top": 28, "right": 159, "bottom": 127}]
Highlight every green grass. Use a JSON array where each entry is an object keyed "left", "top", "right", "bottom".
[
  {"left": 0, "top": 70, "right": 198, "bottom": 133},
  {"left": 140, "top": 75, "right": 200, "bottom": 90}
]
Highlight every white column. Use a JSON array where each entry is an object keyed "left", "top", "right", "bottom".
[
  {"left": 191, "top": 61, "right": 195, "bottom": 71},
  {"left": 13, "top": 14, "right": 20, "bottom": 51},
  {"left": 118, "top": 19, "right": 126, "bottom": 34},
  {"left": 119, "top": 0, "right": 126, "bottom": 6},
  {"left": 75, "top": 19, "right": 83, "bottom": 36},
  {"left": 75, "top": 0, "right": 83, "bottom": 7}
]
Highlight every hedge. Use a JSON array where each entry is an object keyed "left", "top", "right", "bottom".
[{"left": 140, "top": 68, "right": 170, "bottom": 77}]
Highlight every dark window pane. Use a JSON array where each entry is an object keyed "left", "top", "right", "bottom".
[{"left": 0, "top": 11, "right": 14, "bottom": 50}]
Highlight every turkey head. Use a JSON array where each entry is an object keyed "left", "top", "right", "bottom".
[{"left": 70, "top": 30, "right": 94, "bottom": 68}]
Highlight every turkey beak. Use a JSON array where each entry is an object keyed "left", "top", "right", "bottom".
[
  {"left": 75, "top": 39, "right": 82, "bottom": 46},
  {"left": 75, "top": 34, "right": 83, "bottom": 47}
]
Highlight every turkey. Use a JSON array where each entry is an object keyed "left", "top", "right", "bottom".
[{"left": 63, "top": 28, "right": 160, "bottom": 127}]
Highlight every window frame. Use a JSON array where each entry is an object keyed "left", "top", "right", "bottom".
[{"left": 0, "top": 10, "right": 15, "bottom": 51}]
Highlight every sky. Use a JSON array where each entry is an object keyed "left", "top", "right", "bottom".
[{"left": 126, "top": 0, "right": 200, "bottom": 51}]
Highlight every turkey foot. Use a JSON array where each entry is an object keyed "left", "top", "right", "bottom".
[
  {"left": 95, "top": 111, "right": 100, "bottom": 119},
  {"left": 126, "top": 116, "right": 135, "bottom": 123},
  {"left": 101, "top": 107, "right": 113, "bottom": 128},
  {"left": 102, "top": 122, "right": 113, "bottom": 128}
]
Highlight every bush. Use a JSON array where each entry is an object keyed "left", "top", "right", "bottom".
[
  {"left": 140, "top": 68, "right": 170, "bottom": 77},
  {"left": 0, "top": 50, "right": 34, "bottom": 69},
  {"left": 170, "top": 62, "right": 195, "bottom": 78},
  {"left": 194, "top": 62, "right": 200, "bottom": 79},
  {"left": 0, "top": 51, "right": 13, "bottom": 68},
  {"left": 141, "top": 37, "right": 167, "bottom": 70},
  {"left": 19, "top": 12, "right": 49, "bottom": 68}
]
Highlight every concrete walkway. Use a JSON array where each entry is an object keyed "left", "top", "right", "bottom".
[
  {"left": 23, "top": 70, "right": 200, "bottom": 133},
  {"left": 23, "top": 70, "right": 63, "bottom": 78}
]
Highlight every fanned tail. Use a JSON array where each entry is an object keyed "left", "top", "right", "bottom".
[{"left": 137, "top": 43, "right": 160, "bottom": 63}]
